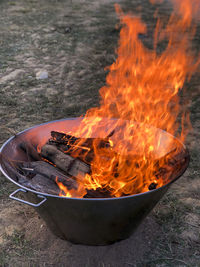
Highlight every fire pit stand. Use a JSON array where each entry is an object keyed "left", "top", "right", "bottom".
[{"left": 0, "top": 118, "right": 189, "bottom": 245}]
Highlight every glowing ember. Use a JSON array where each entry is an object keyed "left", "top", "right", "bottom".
[{"left": 53, "top": 0, "right": 199, "bottom": 198}]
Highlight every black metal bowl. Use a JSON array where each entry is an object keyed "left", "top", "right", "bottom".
[{"left": 0, "top": 118, "right": 189, "bottom": 245}]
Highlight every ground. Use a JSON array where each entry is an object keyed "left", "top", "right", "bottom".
[{"left": 0, "top": 0, "right": 200, "bottom": 266}]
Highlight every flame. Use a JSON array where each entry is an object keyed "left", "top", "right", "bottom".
[
  {"left": 55, "top": 176, "right": 86, "bottom": 198},
  {"left": 56, "top": 0, "right": 199, "bottom": 198},
  {"left": 56, "top": 177, "right": 73, "bottom": 197}
]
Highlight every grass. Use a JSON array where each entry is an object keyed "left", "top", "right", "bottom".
[
  {"left": 144, "top": 188, "right": 200, "bottom": 266},
  {"left": 0, "top": 178, "right": 12, "bottom": 198},
  {"left": 0, "top": 230, "right": 34, "bottom": 267}
]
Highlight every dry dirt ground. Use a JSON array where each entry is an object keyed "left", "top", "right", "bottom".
[{"left": 0, "top": 0, "right": 200, "bottom": 266}]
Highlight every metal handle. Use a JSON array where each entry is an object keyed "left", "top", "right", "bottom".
[{"left": 9, "top": 188, "right": 47, "bottom": 207}]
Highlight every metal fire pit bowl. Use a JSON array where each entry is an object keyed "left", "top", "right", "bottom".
[{"left": 0, "top": 118, "right": 189, "bottom": 245}]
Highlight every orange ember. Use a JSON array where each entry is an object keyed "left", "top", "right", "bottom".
[{"left": 55, "top": 0, "right": 199, "bottom": 198}]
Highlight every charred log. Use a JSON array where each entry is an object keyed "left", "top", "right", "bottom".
[
  {"left": 28, "top": 174, "right": 60, "bottom": 195},
  {"left": 41, "top": 144, "right": 90, "bottom": 180},
  {"left": 84, "top": 187, "right": 112, "bottom": 198},
  {"left": 48, "top": 130, "right": 116, "bottom": 165},
  {"left": 148, "top": 182, "right": 158, "bottom": 190},
  {"left": 21, "top": 161, "right": 77, "bottom": 190},
  {"left": 49, "top": 130, "right": 114, "bottom": 149}
]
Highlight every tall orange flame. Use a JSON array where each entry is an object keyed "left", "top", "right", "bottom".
[{"left": 58, "top": 0, "right": 199, "bottom": 198}]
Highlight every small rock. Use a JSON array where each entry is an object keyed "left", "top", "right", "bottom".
[
  {"left": 64, "top": 26, "right": 71, "bottom": 33},
  {"left": 36, "top": 70, "right": 48, "bottom": 80},
  {"left": 54, "top": 23, "right": 72, "bottom": 34},
  {"left": 43, "top": 28, "right": 53, "bottom": 33}
]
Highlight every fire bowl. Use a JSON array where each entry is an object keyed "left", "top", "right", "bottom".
[{"left": 0, "top": 118, "right": 189, "bottom": 245}]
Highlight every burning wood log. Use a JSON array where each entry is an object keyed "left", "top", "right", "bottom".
[
  {"left": 48, "top": 130, "right": 115, "bottom": 164},
  {"left": 28, "top": 174, "right": 60, "bottom": 195},
  {"left": 84, "top": 187, "right": 112, "bottom": 198},
  {"left": 21, "top": 161, "right": 77, "bottom": 190},
  {"left": 0, "top": 154, "right": 75, "bottom": 195},
  {"left": 50, "top": 130, "right": 114, "bottom": 149},
  {"left": 20, "top": 161, "right": 113, "bottom": 197},
  {"left": 41, "top": 144, "right": 91, "bottom": 180}
]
